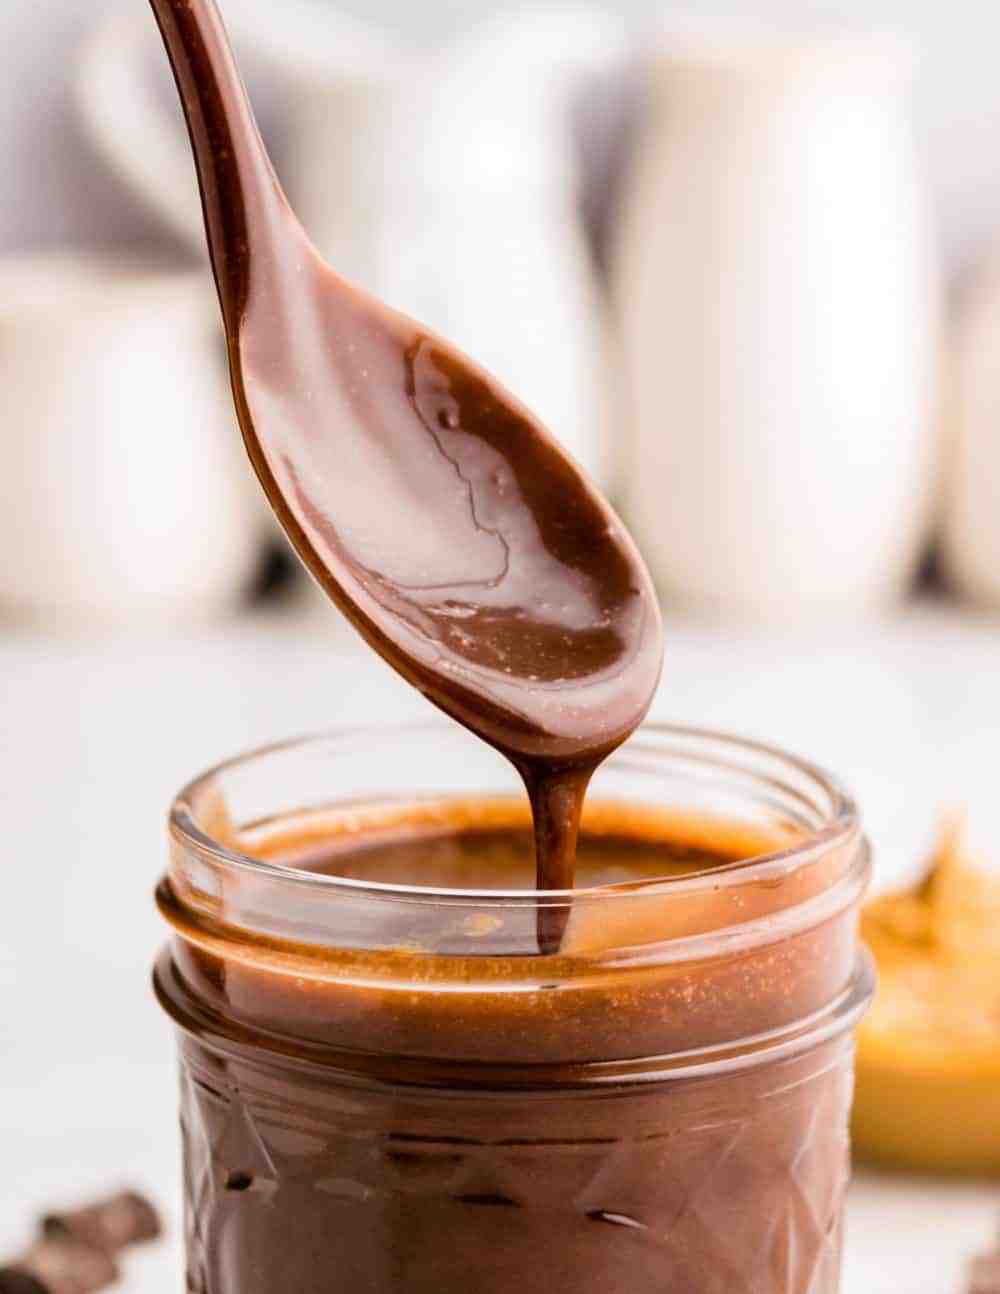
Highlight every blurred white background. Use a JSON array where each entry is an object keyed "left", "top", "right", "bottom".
[{"left": 4, "top": 0, "right": 1000, "bottom": 272}]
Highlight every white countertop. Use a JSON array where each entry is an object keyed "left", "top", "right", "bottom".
[{"left": 0, "top": 600, "right": 997, "bottom": 1291}]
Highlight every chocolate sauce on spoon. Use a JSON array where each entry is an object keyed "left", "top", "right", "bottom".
[{"left": 147, "top": 0, "right": 662, "bottom": 948}]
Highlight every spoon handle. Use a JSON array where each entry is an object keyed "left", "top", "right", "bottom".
[{"left": 146, "top": 0, "right": 287, "bottom": 333}]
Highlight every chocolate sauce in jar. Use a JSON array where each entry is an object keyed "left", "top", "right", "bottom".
[
  {"left": 143, "top": 5, "right": 873, "bottom": 1293},
  {"left": 156, "top": 782, "right": 870, "bottom": 1294}
]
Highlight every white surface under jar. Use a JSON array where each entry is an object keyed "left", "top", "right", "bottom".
[{"left": 614, "top": 27, "right": 939, "bottom": 622}]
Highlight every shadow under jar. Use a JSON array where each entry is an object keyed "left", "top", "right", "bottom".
[{"left": 155, "top": 723, "right": 873, "bottom": 1294}]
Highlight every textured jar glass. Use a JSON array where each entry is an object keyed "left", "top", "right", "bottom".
[{"left": 156, "top": 723, "right": 873, "bottom": 1294}]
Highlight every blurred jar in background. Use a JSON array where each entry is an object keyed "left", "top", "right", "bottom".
[
  {"left": 614, "top": 26, "right": 939, "bottom": 622},
  {"left": 942, "top": 253, "right": 1000, "bottom": 608},
  {"left": 0, "top": 255, "right": 262, "bottom": 624},
  {"left": 320, "top": 9, "right": 622, "bottom": 488}
]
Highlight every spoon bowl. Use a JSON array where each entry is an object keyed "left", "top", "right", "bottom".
[{"left": 147, "top": 0, "right": 663, "bottom": 908}]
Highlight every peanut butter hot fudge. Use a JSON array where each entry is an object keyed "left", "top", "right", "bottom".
[
  {"left": 157, "top": 729, "right": 871, "bottom": 1294},
  {"left": 146, "top": 0, "right": 872, "bottom": 1290}
]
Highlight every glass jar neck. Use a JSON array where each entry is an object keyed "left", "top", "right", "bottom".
[{"left": 158, "top": 724, "right": 870, "bottom": 1072}]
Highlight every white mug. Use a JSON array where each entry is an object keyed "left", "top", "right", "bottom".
[
  {"left": 0, "top": 254, "right": 263, "bottom": 622},
  {"left": 73, "top": 3, "right": 621, "bottom": 487},
  {"left": 74, "top": 0, "right": 409, "bottom": 267},
  {"left": 614, "top": 26, "right": 940, "bottom": 621}
]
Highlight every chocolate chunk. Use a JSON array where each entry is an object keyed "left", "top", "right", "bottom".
[
  {"left": 40, "top": 1191, "right": 160, "bottom": 1255},
  {"left": 0, "top": 1238, "right": 119, "bottom": 1294},
  {"left": 0, "top": 1274, "right": 47, "bottom": 1294}
]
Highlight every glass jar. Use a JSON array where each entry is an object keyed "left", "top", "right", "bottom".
[{"left": 156, "top": 723, "right": 872, "bottom": 1294}]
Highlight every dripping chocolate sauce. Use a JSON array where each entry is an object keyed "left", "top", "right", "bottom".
[{"left": 147, "top": 0, "right": 662, "bottom": 952}]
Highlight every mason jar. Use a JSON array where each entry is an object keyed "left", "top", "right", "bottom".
[{"left": 155, "top": 722, "right": 872, "bottom": 1294}]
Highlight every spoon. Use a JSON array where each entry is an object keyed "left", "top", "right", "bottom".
[{"left": 147, "top": 0, "right": 663, "bottom": 944}]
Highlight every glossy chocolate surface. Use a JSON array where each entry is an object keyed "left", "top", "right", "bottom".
[{"left": 147, "top": 0, "right": 662, "bottom": 921}]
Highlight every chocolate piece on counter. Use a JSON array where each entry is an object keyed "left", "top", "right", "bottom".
[
  {"left": 41, "top": 1191, "right": 160, "bottom": 1255},
  {"left": 0, "top": 1238, "right": 119, "bottom": 1294},
  {"left": 0, "top": 1274, "right": 45, "bottom": 1294},
  {"left": 971, "top": 1250, "right": 1000, "bottom": 1294}
]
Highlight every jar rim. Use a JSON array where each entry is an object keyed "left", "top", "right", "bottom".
[{"left": 168, "top": 720, "right": 860, "bottom": 905}]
